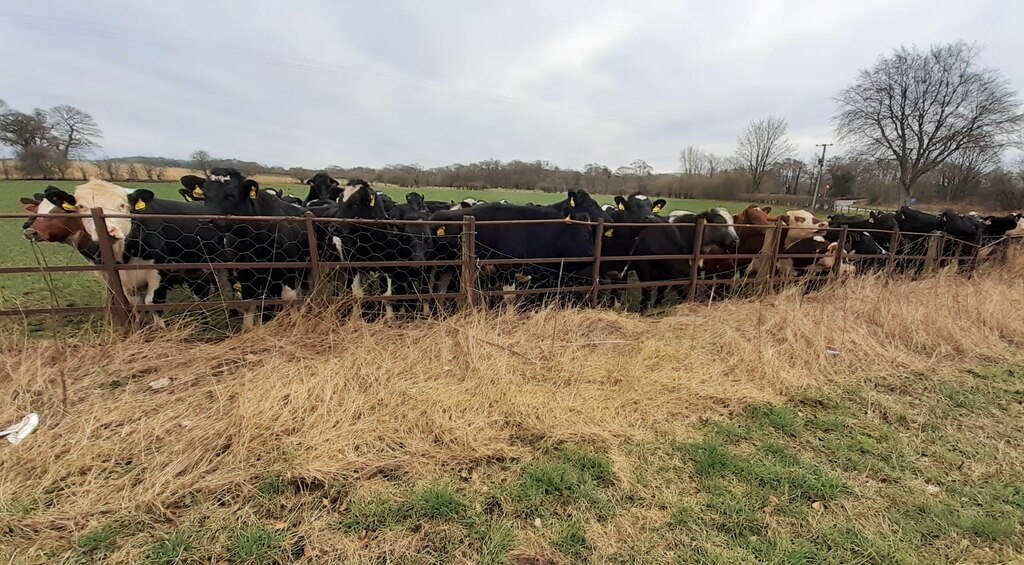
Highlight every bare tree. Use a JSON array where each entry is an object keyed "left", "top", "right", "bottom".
[
  {"left": 190, "top": 149, "right": 213, "bottom": 174},
  {"left": 16, "top": 145, "right": 63, "bottom": 179},
  {"left": 0, "top": 157, "right": 13, "bottom": 180},
  {"left": 935, "top": 145, "right": 1001, "bottom": 202},
  {"left": 835, "top": 42, "right": 1024, "bottom": 204},
  {"left": 678, "top": 146, "right": 707, "bottom": 176},
  {"left": 76, "top": 162, "right": 90, "bottom": 180},
  {"left": 143, "top": 162, "right": 158, "bottom": 181},
  {"left": 154, "top": 166, "right": 167, "bottom": 181},
  {"left": 705, "top": 152, "right": 723, "bottom": 178},
  {"left": 0, "top": 109, "right": 51, "bottom": 150},
  {"left": 777, "top": 158, "right": 805, "bottom": 195},
  {"left": 98, "top": 159, "right": 122, "bottom": 181},
  {"left": 735, "top": 116, "right": 795, "bottom": 192},
  {"left": 48, "top": 105, "right": 102, "bottom": 159},
  {"left": 630, "top": 159, "right": 653, "bottom": 190},
  {"left": 126, "top": 162, "right": 143, "bottom": 181}
]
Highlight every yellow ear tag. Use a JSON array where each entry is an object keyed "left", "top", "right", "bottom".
[
  {"left": 369, "top": 193, "right": 376, "bottom": 207},
  {"left": 249, "top": 187, "right": 258, "bottom": 200},
  {"left": 134, "top": 200, "right": 146, "bottom": 211},
  {"left": 652, "top": 205, "right": 662, "bottom": 214},
  {"left": 61, "top": 202, "right": 76, "bottom": 212},
  {"left": 617, "top": 202, "right": 625, "bottom": 211},
  {"left": 604, "top": 228, "right": 614, "bottom": 237},
  {"left": 569, "top": 197, "right": 576, "bottom": 207},
  {"left": 232, "top": 282, "right": 242, "bottom": 292},
  {"left": 192, "top": 187, "right": 204, "bottom": 199},
  {"left": 564, "top": 215, "right": 572, "bottom": 223},
  {"left": 436, "top": 226, "right": 446, "bottom": 236}
]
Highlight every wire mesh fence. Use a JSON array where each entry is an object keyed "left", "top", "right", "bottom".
[{"left": 1, "top": 208, "right": 1018, "bottom": 331}]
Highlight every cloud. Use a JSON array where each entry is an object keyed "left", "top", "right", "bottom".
[{"left": 1, "top": 0, "right": 1021, "bottom": 172}]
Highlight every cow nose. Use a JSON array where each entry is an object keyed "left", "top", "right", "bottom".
[{"left": 23, "top": 228, "right": 40, "bottom": 241}]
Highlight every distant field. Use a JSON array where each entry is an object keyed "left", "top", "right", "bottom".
[{"left": 0, "top": 179, "right": 771, "bottom": 322}]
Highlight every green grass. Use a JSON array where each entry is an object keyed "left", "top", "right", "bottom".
[{"left": 35, "top": 364, "right": 1024, "bottom": 562}]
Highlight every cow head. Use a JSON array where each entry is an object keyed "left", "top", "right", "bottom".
[
  {"left": 850, "top": 231, "right": 887, "bottom": 255},
  {"left": 72, "top": 178, "right": 134, "bottom": 249},
  {"left": 406, "top": 192, "right": 427, "bottom": 211},
  {"left": 22, "top": 187, "right": 85, "bottom": 244},
  {"left": 866, "top": 211, "right": 898, "bottom": 233},
  {"left": 183, "top": 168, "right": 261, "bottom": 218},
  {"left": 612, "top": 194, "right": 665, "bottom": 222},
  {"left": 565, "top": 189, "right": 612, "bottom": 222},
  {"left": 339, "top": 180, "right": 387, "bottom": 219},
  {"left": 736, "top": 205, "right": 772, "bottom": 226},
  {"left": 303, "top": 172, "right": 341, "bottom": 203},
  {"left": 699, "top": 207, "right": 740, "bottom": 251}
]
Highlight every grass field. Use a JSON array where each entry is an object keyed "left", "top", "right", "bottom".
[
  {"left": 0, "top": 179, "right": 763, "bottom": 320},
  {"left": 2, "top": 267, "right": 1024, "bottom": 563}
]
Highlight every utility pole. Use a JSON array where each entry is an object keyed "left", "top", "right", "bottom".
[{"left": 810, "top": 143, "right": 833, "bottom": 211}]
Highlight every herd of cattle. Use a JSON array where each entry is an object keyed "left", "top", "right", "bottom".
[{"left": 17, "top": 167, "right": 1024, "bottom": 328}]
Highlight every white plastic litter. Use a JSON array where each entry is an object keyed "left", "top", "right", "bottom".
[
  {"left": 825, "top": 346, "right": 842, "bottom": 356},
  {"left": 1, "top": 413, "right": 39, "bottom": 445},
  {"left": 148, "top": 377, "right": 171, "bottom": 390}
]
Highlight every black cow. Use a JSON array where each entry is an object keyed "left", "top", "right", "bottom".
[
  {"left": 335, "top": 181, "right": 425, "bottom": 319},
  {"left": 894, "top": 207, "right": 942, "bottom": 271},
  {"left": 628, "top": 208, "right": 740, "bottom": 308},
  {"left": 263, "top": 187, "right": 305, "bottom": 207},
  {"left": 826, "top": 211, "right": 898, "bottom": 251},
  {"left": 125, "top": 189, "right": 234, "bottom": 312},
  {"left": 303, "top": 172, "right": 341, "bottom": 204},
  {"left": 181, "top": 168, "right": 309, "bottom": 330},
  {"left": 939, "top": 210, "right": 980, "bottom": 270},
  {"left": 428, "top": 198, "right": 597, "bottom": 306}
]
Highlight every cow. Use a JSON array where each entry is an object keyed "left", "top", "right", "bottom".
[
  {"left": 428, "top": 197, "right": 598, "bottom": 306},
  {"left": 938, "top": 209, "right": 980, "bottom": 268},
  {"left": 263, "top": 187, "right": 305, "bottom": 207},
  {"left": 827, "top": 211, "right": 898, "bottom": 252},
  {"left": 20, "top": 187, "right": 99, "bottom": 262},
  {"left": 627, "top": 208, "right": 740, "bottom": 308},
  {"left": 777, "top": 236, "right": 855, "bottom": 279},
  {"left": 302, "top": 172, "right": 342, "bottom": 204},
  {"left": 181, "top": 168, "right": 309, "bottom": 330},
  {"left": 335, "top": 180, "right": 428, "bottom": 319}
]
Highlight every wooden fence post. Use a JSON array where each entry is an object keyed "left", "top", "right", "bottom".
[
  {"left": 460, "top": 216, "right": 477, "bottom": 309},
  {"left": 687, "top": 218, "right": 705, "bottom": 302},
  {"left": 766, "top": 217, "right": 783, "bottom": 286},
  {"left": 885, "top": 229, "right": 900, "bottom": 276},
  {"left": 924, "top": 232, "right": 943, "bottom": 274},
  {"left": 830, "top": 226, "right": 849, "bottom": 280},
  {"left": 590, "top": 218, "right": 604, "bottom": 308},
  {"left": 303, "top": 212, "right": 321, "bottom": 292},
  {"left": 969, "top": 229, "right": 985, "bottom": 277},
  {"left": 91, "top": 208, "right": 132, "bottom": 329}
]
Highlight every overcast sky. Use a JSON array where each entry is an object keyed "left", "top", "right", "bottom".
[{"left": 2, "top": 1, "right": 1022, "bottom": 173}]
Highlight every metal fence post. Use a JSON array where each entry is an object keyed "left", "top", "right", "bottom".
[
  {"left": 830, "top": 226, "right": 848, "bottom": 279},
  {"left": 460, "top": 216, "right": 477, "bottom": 309},
  {"left": 303, "top": 212, "right": 321, "bottom": 291},
  {"left": 590, "top": 218, "right": 604, "bottom": 308},
  {"left": 687, "top": 218, "right": 705, "bottom": 302},
  {"left": 766, "top": 217, "right": 783, "bottom": 285},
  {"left": 91, "top": 208, "right": 132, "bottom": 329}
]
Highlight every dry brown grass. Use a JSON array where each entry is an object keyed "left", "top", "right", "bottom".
[{"left": 2, "top": 263, "right": 1024, "bottom": 561}]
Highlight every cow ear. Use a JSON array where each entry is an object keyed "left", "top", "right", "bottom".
[
  {"left": 244, "top": 179, "right": 260, "bottom": 200},
  {"left": 762, "top": 206, "right": 771, "bottom": 214},
  {"left": 566, "top": 190, "right": 577, "bottom": 208},
  {"left": 330, "top": 178, "right": 339, "bottom": 186},
  {"left": 19, "top": 197, "right": 37, "bottom": 206},
  {"left": 614, "top": 196, "right": 627, "bottom": 211},
  {"left": 44, "top": 188, "right": 76, "bottom": 211},
  {"left": 130, "top": 189, "right": 156, "bottom": 211},
  {"left": 178, "top": 188, "right": 194, "bottom": 202},
  {"left": 304, "top": 178, "right": 314, "bottom": 186},
  {"left": 180, "top": 175, "right": 206, "bottom": 200},
  {"left": 652, "top": 199, "right": 666, "bottom": 214}
]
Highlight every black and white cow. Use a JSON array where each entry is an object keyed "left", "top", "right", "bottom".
[{"left": 181, "top": 168, "right": 309, "bottom": 330}]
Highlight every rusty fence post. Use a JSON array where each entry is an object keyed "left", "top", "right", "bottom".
[
  {"left": 687, "top": 218, "right": 705, "bottom": 302},
  {"left": 885, "top": 229, "right": 900, "bottom": 276},
  {"left": 460, "top": 216, "right": 477, "bottom": 309},
  {"left": 303, "top": 212, "right": 321, "bottom": 292},
  {"left": 590, "top": 218, "right": 604, "bottom": 308},
  {"left": 91, "top": 208, "right": 132, "bottom": 329},
  {"left": 830, "top": 226, "right": 849, "bottom": 280},
  {"left": 766, "top": 217, "right": 783, "bottom": 287}
]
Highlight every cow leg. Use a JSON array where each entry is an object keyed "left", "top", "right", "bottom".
[
  {"left": 281, "top": 284, "right": 298, "bottom": 301},
  {"left": 351, "top": 272, "right": 364, "bottom": 319},
  {"left": 241, "top": 307, "right": 257, "bottom": 331},
  {"left": 382, "top": 274, "right": 396, "bottom": 321}
]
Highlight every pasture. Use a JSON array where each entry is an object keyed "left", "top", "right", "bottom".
[
  {"left": 2, "top": 268, "right": 1024, "bottom": 563},
  {"left": 0, "top": 179, "right": 758, "bottom": 319}
]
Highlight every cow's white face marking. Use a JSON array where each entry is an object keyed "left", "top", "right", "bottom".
[
  {"left": 35, "top": 198, "right": 55, "bottom": 215},
  {"left": 209, "top": 174, "right": 231, "bottom": 182},
  {"left": 632, "top": 194, "right": 649, "bottom": 201},
  {"left": 342, "top": 186, "right": 360, "bottom": 202},
  {"left": 711, "top": 207, "right": 738, "bottom": 241},
  {"left": 812, "top": 235, "right": 827, "bottom": 243}
]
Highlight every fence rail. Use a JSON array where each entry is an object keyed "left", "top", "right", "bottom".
[{"left": 3, "top": 209, "right": 1015, "bottom": 328}]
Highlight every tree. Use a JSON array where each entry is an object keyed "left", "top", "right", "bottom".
[
  {"left": 0, "top": 157, "right": 13, "bottom": 180},
  {"left": 48, "top": 105, "right": 102, "bottom": 159},
  {"left": 190, "top": 150, "right": 213, "bottom": 174},
  {"left": 777, "top": 158, "right": 805, "bottom": 195},
  {"left": 16, "top": 145, "right": 64, "bottom": 179},
  {"left": 0, "top": 109, "right": 51, "bottom": 150},
  {"left": 734, "top": 116, "right": 794, "bottom": 192},
  {"left": 835, "top": 42, "right": 1024, "bottom": 204},
  {"left": 630, "top": 159, "right": 653, "bottom": 190},
  {"left": 705, "top": 153, "right": 723, "bottom": 178},
  {"left": 678, "top": 146, "right": 707, "bottom": 176},
  {"left": 935, "top": 145, "right": 1001, "bottom": 202},
  {"left": 582, "top": 163, "right": 611, "bottom": 191}
]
